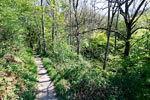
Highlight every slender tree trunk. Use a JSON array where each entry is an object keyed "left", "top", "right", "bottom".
[
  {"left": 117, "top": 0, "right": 147, "bottom": 57},
  {"left": 69, "top": 0, "right": 72, "bottom": 45},
  {"left": 41, "top": 0, "right": 46, "bottom": 55},
  {"left": 124, "top": 25, "right": 131, "bottom": 57},
  {"left": 148, "top": 30, "right": 150, "bottom": 57},
  {"left": 75, "top": 22, "right": 80, "bottom": 55},
  {"left": 103, "top": 27, "right": 111, "bottom": 69},
  {"left": 114, "top": 10, "right": 119, "bottom": 56},
  {"left": 124, "top": 41, "right": 130, "bottom": 57},
  {"left": 103, "top": 0, "right": 111, "bottom": 70},
  {"left": 77, "top": 35, "right": 80, "bottom": 55},
  {"left": 76, "top": 23, "right": 80, "bottom": 55},
  {"left": 148, "top": 33, "right": 150, "bottom": 57},
  {"left": 52, "top": 17, "right": 55, "bottom": 41},
  {"left": 114, "top": 33, "right": 117, "bottom": 56},
  {"left": 29, "top": 32, "right": 33, "bottom": 49},
  {"left": 73, "top": 0, "right": 80, "bottom": 55},
  {"left": 146, "top": 17, "right": 150, "bottom": 56},
  {"left": 52, "top": 0, "right": 55, "bottom": 42},
  {"left": 34, "top": 0, "right": 41, "bottom": 52}
]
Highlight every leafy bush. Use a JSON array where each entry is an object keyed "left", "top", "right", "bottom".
[
  {"left": 0, "top": 1, "right": 38, "bottom": 98},
  {"left": 81, "top": 31, "right": 115, "bottom": 62},
  {"left": 0, "top": 46, "right": 37, "bottom": 100},
  {"left": 41, "top": 41, "right": 114, "bottom": 100},
  {"left": 108, "top": 31, "right": 150, "bottom": 100}
]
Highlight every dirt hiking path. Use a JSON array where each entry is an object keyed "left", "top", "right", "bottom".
[{"left": 34, "top": 53, "right": 57, "bottom": 100}]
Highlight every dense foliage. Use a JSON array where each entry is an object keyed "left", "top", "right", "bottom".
[
  {"left": 41, "top": 30, "right": 150, "bottom": 100},
  {"left": 0, "top": 0, "right": 150, "bottom": 100},
  {"left": 0, "top": 0, "right": 37, "bottom": 99}
]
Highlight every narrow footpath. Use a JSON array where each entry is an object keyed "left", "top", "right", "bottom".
[{"left": 34, "top": 53, "right": 57, "bottom": 100}]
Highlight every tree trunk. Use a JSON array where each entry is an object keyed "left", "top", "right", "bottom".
[
  {"left": 34, "top": 0, "right": 41, "bottom": 52},
  {"left": 41, "top": 0, "right": 46, "bottom": 55},
  {"left": 69, "top": 0, "right": 72, "bottom": 45},
  {"left": 114, "top": 10, "right": 119, "bottom": 56},
  {"left": 29, "top": 32, "right": 33, "bottom": 49},
  {"left": 124, "top": 41, "right": 130, "bottom": 57},
  {"left": 77, "top": 35, "right": 80, "bottom": 55},
  {"left": 73, "top": 0, "right": 80, "bottom": 55},
  {"left": 52, "top": 0, "right": 55, "bottom": 42},
  {"left": 103, "top": 26, "right": 111, "bottom": 69},
  {"left": 114, "top": 33, "right": 117, "bottom": 55},
  {"left": 103, "top": 0, "right": 111, "bottom": 70},
  {"left": 124, "top": 25, "right": 131, "bottom": 57},
  {"left": 51, "top": 23, "right": 54, "bottom": 53}
]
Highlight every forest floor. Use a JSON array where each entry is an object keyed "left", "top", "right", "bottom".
[{"left": 34, "top": 53, "right": 57, "bottom": 100}]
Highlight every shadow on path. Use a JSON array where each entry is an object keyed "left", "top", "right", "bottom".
[{"left": 33, "top": 52, "right": 57, "bottom": 100}]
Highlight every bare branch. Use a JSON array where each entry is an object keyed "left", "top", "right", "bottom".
[
  {"left": 132, "top": 27, "right": 150, "bottom": 34},
  {"left": 130, "top": 0, "right": 146, "bottom": 23}
]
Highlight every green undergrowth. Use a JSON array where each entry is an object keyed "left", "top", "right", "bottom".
[
  {"left": 41, "top": 56, "right": 107, "bottom": 100},
  {"left": 41, "top": 35, "right": 150, "bottom": 100},
  {"left": 0, "top": 47, "right": 37, "bottom": 100},
  {"left": 40, "top": 42, "right": 115, "bottom": 100}
]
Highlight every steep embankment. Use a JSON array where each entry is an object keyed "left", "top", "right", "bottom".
[{"left": 0, "top": 48, "right": 37, "bottom": 100}]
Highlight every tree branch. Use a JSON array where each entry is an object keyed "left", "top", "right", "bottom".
[
  {"left": 79, "top": 27, "right": 126, "bottom": 39},
  {"left": 132, "top": 27, "right": 150, "bottom": 34},
  {"left": 130, "top": 0, "right": 146, "bottom": 23}
]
